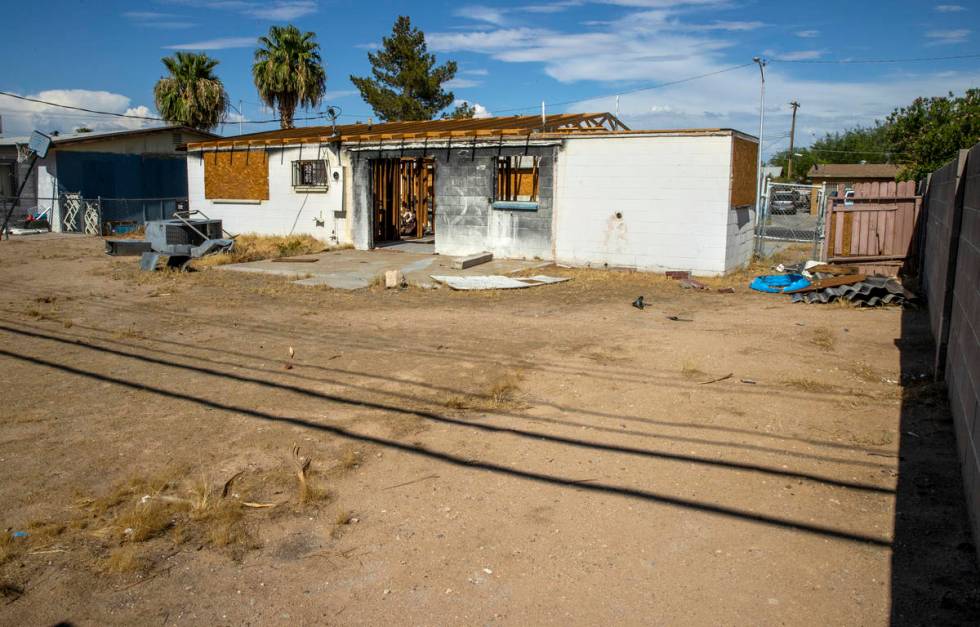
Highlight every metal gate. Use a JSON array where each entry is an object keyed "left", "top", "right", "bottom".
[
  {"left": 755, "top": 181, "right": 826, "bottom": 259},
  {"left": 60, "top": 193, "right": 102, "bottom": 234}
]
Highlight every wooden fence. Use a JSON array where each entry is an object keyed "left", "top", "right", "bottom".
[{"left": 824, "top": 181, "right": 923, "bottom": 275}]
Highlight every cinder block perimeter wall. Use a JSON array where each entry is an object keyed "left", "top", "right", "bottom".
[{"left": 923, "top": 143, "right": 980, "bottom": 559}]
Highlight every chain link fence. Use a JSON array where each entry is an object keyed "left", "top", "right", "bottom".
[
  {"left": 1, "top": 195, "right": 188, "bottom": 235},
  {"left": 755, "top": 181, "right": 827, "bottom": 261}
]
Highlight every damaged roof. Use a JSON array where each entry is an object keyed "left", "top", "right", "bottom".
[
  {"left": 186, "top": 113, "right": 756, "bottom": 149},
  {"left": 807, "top": 163, "right": 901, "bottom": 180}
]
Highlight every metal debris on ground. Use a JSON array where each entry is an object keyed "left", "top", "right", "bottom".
[
  {"left": 430, "top": 275, "right": 570, "bottom": 291},
  {"left": 790, "top": 276, "right": 914, "bottom": 306},
  {"left": 679, "top": 278, "right": 708, "bottom": 290}
]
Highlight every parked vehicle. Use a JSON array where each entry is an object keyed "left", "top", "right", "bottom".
[{"left": 770, "top": 190, "right": 799, "bottom": 214}]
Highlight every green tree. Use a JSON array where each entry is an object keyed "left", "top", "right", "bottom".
[
  {"left": 153, "top": 52, "right": 228, "bottom": 131},
  {"left": 886, "top": 89, "right": 980, "bottom": 180},
  {"left": 351, "top": 16, "right": 458, "bottom": 121},
  {"left": 253, "top": 25, "right": 327, "bottom": 130},
  {"left": 769, "top": 124, "right": 892, "bottom": 183},
  {"left": 443, "top": 101, "right": 476, "bottom": 120}
]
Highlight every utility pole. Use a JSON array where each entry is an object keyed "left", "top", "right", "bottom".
[
  {"left": 787, "top": 101, "right": 800, "bottom": 179},
  {"left": 752, "top": 56, "right": 767, "bottom": 253}
]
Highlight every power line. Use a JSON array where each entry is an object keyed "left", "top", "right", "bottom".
[
  {"left": 770, "top": 52, "right": 980, "bottom": 64},
  {"left": 491, "top": 62, "right": 755, "bottom": 114},
  {"left": 0, "top": 89, "right": 360, "bottom": 126}
]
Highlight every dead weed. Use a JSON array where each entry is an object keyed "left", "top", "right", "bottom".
[
  {"left": 781, "top": 377, "right": 838, "bottom": 393},
  {"left": 681, "top": 360, "right": 707, "bottom": 380},
  {"left": 191, "top": 234, "right": 334, "bottom": 268},
  {"left": 445, "top": 371, "right": 526, "bottom": 412},
  {"left": 810, "top": 327, "right": 836, "bottom": 351}
]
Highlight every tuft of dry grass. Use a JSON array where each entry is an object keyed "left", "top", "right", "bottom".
[
  {"left": 99, "top": 544, "right": 146, "bottom": 574},
  {"left": 681, "top": 360, "right": 707, "bottom": 380},
  {"left": 810, "top": 327, "right": 835, "bottom": 351},
  {"left": 335, "top": 510, "right": 354, "bottom": 526},
  {"left": 445, "top": 371, "right": 525, "bottom": 412},
  {"left": 850, "top": 361, "right": 879, "bottom": 383},
  {"left": 191, "top": 234, "right": 331, "bottom": 268},
  {"left": 781, "top": 377, "right": 837, "bottom": 393},
  {"left": 902, "top": 381, "right": 948, "bottom": 408}
]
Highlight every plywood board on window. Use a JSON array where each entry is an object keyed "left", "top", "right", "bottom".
[
  {"left": 204, "top": 149, "right": 269, "bottom": 200},
  {"left": 730, "top": 136, "right": 758, "bottom": 207}
]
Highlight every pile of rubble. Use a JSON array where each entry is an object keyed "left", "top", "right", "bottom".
[{"left": 752, "top": 261, "right": 916, "bottom": 307}]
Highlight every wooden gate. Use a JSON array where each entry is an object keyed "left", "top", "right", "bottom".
[
  {"left": 824, "top": 181, "right": 922, "bottom": 275},
  {"left": 370, "top": 158, "right": 435, "bottom": 242}
]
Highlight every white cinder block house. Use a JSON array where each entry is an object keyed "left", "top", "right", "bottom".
[{"left": 186, "top": 113, "right": 758, "bottom": 275}]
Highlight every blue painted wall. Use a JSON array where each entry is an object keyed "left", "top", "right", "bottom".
[{"left": 55, "top": 151, "right": 188, "bottom": 222}]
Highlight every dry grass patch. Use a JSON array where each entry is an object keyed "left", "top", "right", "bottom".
[
  {"left": 191, "top": 234, "right": 332, "bottom": 268},
  {"left": 781, "top": 377, "right": 838, "bottom": 393},
  {"left": 98, "top": 544, "right": 147, "bottom": 574},
  {"left": 445, "top": 371, "right": 526, "bottom": 412},
  {"left": 810, "top": 327, "right": 835, "bottom": 351},
  {"left": 850, "top": 361, "right": 880, "bottom": 383},
  {"left": 681, "top": 360, "right": 707, "bottom": 380}
]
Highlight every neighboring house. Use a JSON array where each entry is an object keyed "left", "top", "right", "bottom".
[
  {"left": 186, "top": 113, "right": 759, "bottom": 275},
  {"left": 0, "top": 126, "right": 216, "bottom": 229},
  {"left": 762, "top": 165, "right": 782, "bottom": 180},
  {"left": 807, "top": 163, "right": 901, "bottom": 190}
]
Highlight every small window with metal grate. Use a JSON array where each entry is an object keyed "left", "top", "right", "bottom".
[{"left": 292, "top": 160, "right": 329, "bottom": 191}]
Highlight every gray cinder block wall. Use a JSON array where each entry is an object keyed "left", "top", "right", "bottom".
[
  {"left": 922, "top": 143, "right": 980, "bottom": 561},
  {"left": 349, "top": 144, "right": 558, "bottom": 259}
]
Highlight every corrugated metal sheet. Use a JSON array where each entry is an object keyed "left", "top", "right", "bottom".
[{"left": 790, "top": 276, "right": 913, "bottom": 306}]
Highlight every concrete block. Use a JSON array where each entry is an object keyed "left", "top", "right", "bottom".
[
  {"left": 452, "top": 252, "right": 493, "bottom": 269},
  {"left": 384, "top": 270, "right": 405, "bottom": 289}
]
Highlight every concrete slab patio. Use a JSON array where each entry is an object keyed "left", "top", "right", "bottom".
[{"left": 218, "top": 246, "right": 548, "bottom": 289}]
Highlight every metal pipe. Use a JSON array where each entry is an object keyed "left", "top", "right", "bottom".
[{"left": 753, "top": 56, "right": 767, "bottom": 255}]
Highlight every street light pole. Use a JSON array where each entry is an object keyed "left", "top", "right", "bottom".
[
  {"left": 753, "top": 56, "right": 767, "bottom": 253},
  {"left": 787, "top": 100, "right": 800, "bottom": 179}
]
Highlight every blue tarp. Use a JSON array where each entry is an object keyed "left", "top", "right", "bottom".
[{"left": 750, "top": 274, "right": 811, "bottom": 294}]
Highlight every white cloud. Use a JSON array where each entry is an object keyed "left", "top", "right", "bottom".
[
  {"left": 160, "top": 1, "right": 318, "bottom": 20},
  {"left": 445, "top": 78, "right": 482, "bottom": 88},
  {"left": 0, "top": 90, "right": 159, "bottom": 137},
  {"left": 426, "top": 3, "right": 980, "bottom": 159},
  {"left": 796, "top": 30, "right": 820, "bottom": 38},
  {"left": 123, "top": 10, "right": 196, "bottom": 29},
  {"left": 455, "top": 5, "right": 509, "bottom": 26},
  {"left": 935, "top": 4, "right": 966, "bottom": 12},
  {"left": 323, "top": 89, "right": 358, "bottom": 100},
  {"left": 452, "top": 99, "right": 492, "bottom": 118},
  {"left": 246, "top": 1, "right": 318, "bottom": 20},
  {"left": 461, "top": 68, "right": 489, "bottom": 76},
  {"left": 767, "top": 49, "right": 826, "bottom": 61},
  {"left": 164, "top": 37, "right": 256, "bottom": 50},
  {"left": 925, "top": 29, "right": 970, "bottom": 44}
]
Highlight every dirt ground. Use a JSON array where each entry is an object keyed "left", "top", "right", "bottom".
[{"left": 1, "top": 235, "right": 977, "bottom": 625}]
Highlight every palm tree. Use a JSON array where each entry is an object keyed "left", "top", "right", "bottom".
[
  {"left": 154, "top": 52, "right": 228, "bottom": 132},
  {"left": 252, "top": 25, "right": 326, "bottom": 129}
]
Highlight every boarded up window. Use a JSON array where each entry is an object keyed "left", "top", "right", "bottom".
[
  {"left": 730, "top": 136, "right": 758, "bottom": 207},
  {"left": 495, "top": 155, "right": 539, "bottom": 202},
  {"left": 204, "top": 149, "right": 269, "bottom": 200}
]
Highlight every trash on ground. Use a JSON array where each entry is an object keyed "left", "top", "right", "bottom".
[
  {"left": 666, "top": 315, "right": 693, "bottom": 322},
  {"left": 784, "top": 274, "right": 866, "bottom": 294},
  {"left": 699, "top": 372, "right": 733, "bottom": 385},
  {"left": 679, "top": 278, "right": 708, "bottom": 290},
  {"left": 632, "top": 296, "right": 647, "bottom": 310},
  {"left": 791, "top": 276, "right": 914, "bottom": 306},
  {"left": 749, "top": 274, "right": 810, "bottom": 294},
  {"left": 430, "top": 275, "right": 569, "bottom": 290},
  {"left": 740, "top": 379, "right": 757, "bottom": 384},
  {"left": 271, "top": 257, "right": 319, "bottom": 263},
  {"left": 385, "top": 269, "right": 406, "bottom": 289},
  {"left": 452, "top": 252, "right": 493, "bottom": 270},
  {"left": 665, "top": 271, "right": 690, "bottom": 280},
  {"left": 717, "top": 287, "right": 736, "bottom": 294}
]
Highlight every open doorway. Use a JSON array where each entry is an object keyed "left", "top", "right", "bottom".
[{"left": 370, "top": 158, "right": 435, "bottom": 244}]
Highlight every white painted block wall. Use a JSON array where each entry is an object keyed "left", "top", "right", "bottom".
[
  {"left": 186, "top": 144, "right": 348, "bottom": 244},
  {"left": 554, "top": 134, "right": 745, "bottom": 276}
]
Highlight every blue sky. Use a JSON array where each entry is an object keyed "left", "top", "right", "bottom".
[{"left": 0, "top": 0, "right": 977, "bottom": 157}]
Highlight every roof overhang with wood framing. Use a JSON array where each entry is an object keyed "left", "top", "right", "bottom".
[{"left": 186, "top": 113, "right": 634, "bottom": 151}]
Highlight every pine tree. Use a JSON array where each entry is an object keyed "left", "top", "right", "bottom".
[{"left": 351, "top": 16, "right": 459, "bottom": 121}]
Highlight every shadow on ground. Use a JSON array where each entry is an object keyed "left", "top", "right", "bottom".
[{"left": 890, "top": 306, "right": 980, "bottom": 624}]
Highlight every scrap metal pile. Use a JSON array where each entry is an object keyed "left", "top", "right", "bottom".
[{"left": 750, "top": 262, "right": 915, "bottom": 307}]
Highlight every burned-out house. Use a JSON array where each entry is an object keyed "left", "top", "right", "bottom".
[{"left": 186, "top": 113, "right": 759, "bottom": 275}]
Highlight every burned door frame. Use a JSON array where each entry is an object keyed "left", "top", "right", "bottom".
[{"left": 370, "top": 157, "right": 435, "bottom": 243}]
